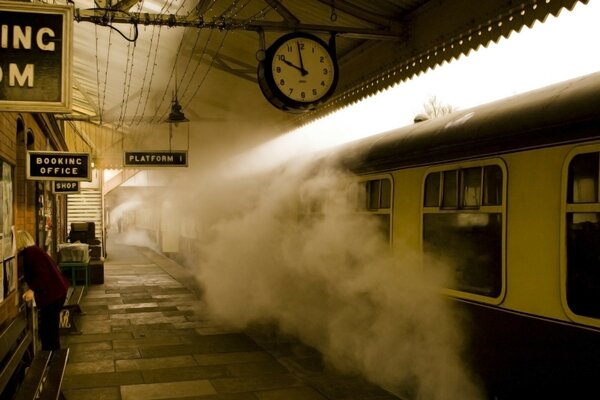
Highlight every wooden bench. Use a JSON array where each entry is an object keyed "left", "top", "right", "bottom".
[
  {"left": 0, "top": 309, "right": 33, "bottom": 397},
  {"left": 0, "top": 307, "right": 69, "bottom": 400},
  {"left": 14, "top": 348, "right": 69, "bottom": 400},
  {"left": 59, "top": 286, "right": 85, "bottom": 335}
]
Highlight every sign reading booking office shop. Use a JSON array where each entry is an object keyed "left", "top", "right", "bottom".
[
  {"left": 27, "top": 151, "right": 91, "bottom": 181},
  {"left": 0, "top": 2, "right": 72, "bottom": 112}
]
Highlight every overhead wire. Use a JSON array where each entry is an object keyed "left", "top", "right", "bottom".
[
  {"left": 90, "top": 0, "right": 274, "bottom": 146},
  {"left": 129, "top": 0, "right": 193, "bottom": 147},
  {"left": 132, "top": 26, "right": 164, "bottom": 127},
  {"left": 149, "top": 0, "right": 226, "bottom": 125},
  {"left": 94, "top": 23, "right": 104, "bottom": 125},
  {"left": 184, "top": 30, "right": 229, "bottom": 106},
  {"left": 244, "top": 0, "right": 275, "bottom": 22},
  {"left": 180, "top": 0, "right": 254, "bottom": 109},
  {"left": 148, "top": 29, "right": 191, "bottom": 124},
  {"left": 129, "top": 23, "right": 159, "bottom": 127},
  {"left": 155, "top": 0, "right": 268, "bottom": 123},
  {"left": 116, "top": 1, "right": 146, "bottom": 131},
  {"left": 175, "top": 0, "right": 252, "bottom": 115},
  {"left": 115, "top": 26, "right": 135, "bottom": 131},
  {"left": 100, "top": 26, "right": 113, "bottom": 133},
  {"left": 175, "top": 29, "right": 204, "bottom": 99},
  {"left": 143, "top": 0, "right": 195, "bottom": 124},
  {"left": 122, "top": 0, "right": 171, "bottom": 145}
]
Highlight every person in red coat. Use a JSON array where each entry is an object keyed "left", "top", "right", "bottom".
[{"left": 16, "top": 230, "right": 69, "bottom": 350}]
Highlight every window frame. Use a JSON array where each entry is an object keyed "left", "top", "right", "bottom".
[
  {"left": 354, "top": 174, "right": 394, "bottom": 244},
  {"left": 561, "top": 145, "right": 600, "bottom": 327},
  {"left": 421, "top": 159, "right": 507, "bottom": 305}
]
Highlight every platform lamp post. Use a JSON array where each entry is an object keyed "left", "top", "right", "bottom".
[{"left": 164, "top": 94, "right": 189, "bottom": 151}]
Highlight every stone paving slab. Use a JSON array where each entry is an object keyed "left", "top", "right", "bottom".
[
  {"left": 210, "top": 374, "right": 304, "bottom": 394},
  {"left": 116, "top": 355, "right": 197, "bottom": 371},
  {"left": 225, "top": 361, "right": 290, "bottom": 377},
  {"left": 193, "top": 352, "right": 275, "bottom": 366},
  {"left": 303, "top": 375, "right": 399, "bottom": 400},
  {"left": 60, "top": 386, "right": 121, "bottom": 400},
  {"left": 141, "top": 365, "right": 230, "bottom": 384},
  {"left": 63, "top": 371, "right": 145, "bottom": 390},
  {"left": 120, "top": 380, "right": 217, "bottom": 399},
  {"left": 61, "top": 238, "right": 399, "bottom": 400},
  {"left": 112, "top": 335, "right": 188, "bottom": 349},
  {"left": 121, "top": 380, "right": 217, "bottom": 400},
  {"left": 67, "top": 347, "right": 141, "bottom": 363},
  {"left": 158, "top": 394, "right": 258, "bottom": 400},
  {"left": 255, "top": 386, "right": 328, "bottom": 400},
  {"left": 66, "top": 359, "right": 116, "bottom": 375},
  {"left": 138, "top": 334, "right": 261, "bottom": 358}
]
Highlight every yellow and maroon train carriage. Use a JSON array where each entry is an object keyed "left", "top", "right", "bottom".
[{"left": 337, "top": 71, "right": 600, "bottom": 398}]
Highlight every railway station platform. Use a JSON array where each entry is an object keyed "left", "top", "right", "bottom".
[{"left": 61, "top": 233, "right": 399, "bottom": 400}]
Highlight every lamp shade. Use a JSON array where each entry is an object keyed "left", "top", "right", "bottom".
[{"left": 165, "top": 98, "right": 189, "bottom": 123}]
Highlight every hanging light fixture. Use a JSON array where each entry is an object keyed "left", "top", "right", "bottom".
[
  {"left": 165, "top": 95, "right": 189, "bottom": 126},
  {"left": 164, "top": 92, "right": 190, "bottom": 152}
]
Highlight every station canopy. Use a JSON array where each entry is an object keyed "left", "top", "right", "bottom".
[{"left": 54, "top": 0, "right": 588, "bottom": 168}]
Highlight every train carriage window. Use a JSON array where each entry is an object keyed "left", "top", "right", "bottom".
[
  {"left": 366, "top": 179, "right": 391, "bottom": 210},
  {"left": 483, "top": 165, "right": 503, "bottom": 206},
  {"left": 566, "top": 152, "right": 600, "bottom": 318},
  {"left": 568, "top": 152, "right": 598, "bottom": 203},
  {"left": 358, "top": 177, "right": 392, "bottom": 241},
  {"left": 380, "top": 179, "right": 391, "bottom": 209},
  {"left": 442, "top": 170, "right": 459, "bottom": 208},
  {"left": 424, "top": 172, "right": 440, "bottom": 207},
  {"left": 367, "top": 180, "right": 381, "bottom": 210},
  {"left": 423, "top": 164, "right": 504, "bottom": 298},
  {"left": 462, "top": 168, "right": 482, "bottom": 208}
]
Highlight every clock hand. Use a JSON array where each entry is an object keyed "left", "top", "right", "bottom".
[
  {"left": 282, "top": 59, "right": 305, "bottom": 74},
  {"left": 297, "top": 42, "right": 308, "bottom": 76}
]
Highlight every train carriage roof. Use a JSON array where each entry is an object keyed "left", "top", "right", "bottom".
[{"left": 340, "top": 71, "right": 600, "bottom": 174}]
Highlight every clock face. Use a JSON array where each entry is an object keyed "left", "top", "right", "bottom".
[
  {"left": 271, "top": 36, "right": 336, "bottom": 103},
  {"left": 258, "top": 32, "right": 338, "bottom": 111}
]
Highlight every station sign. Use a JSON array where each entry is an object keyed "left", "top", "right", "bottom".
[
  {"left": 27, "top": 151, "right": 91, "bottom": 181},
  {"left": 52, "top": 180, "right": 80, "bottom": 194},
  {"left": 0, "top": 1, "right": 72, "bottom": 112},
  {"left": 124, "top": 151, "right": 188, "bottom": 167}
]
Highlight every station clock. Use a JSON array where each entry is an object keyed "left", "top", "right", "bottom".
[{"left": 257, "top": 32, "right": 339, "bottom": 112}]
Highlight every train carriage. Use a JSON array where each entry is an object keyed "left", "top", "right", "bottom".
[{"left": 337, "top": 71, "right": 600, "bottom": 397}]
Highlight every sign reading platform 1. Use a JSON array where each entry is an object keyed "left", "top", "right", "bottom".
[
  {"left": 124, "top": 151, "right": 188, "bottom": 167},
  {"left": 0, "top": 1, "right": 73, "bottom": 112},
  {"left": 53, "top": 180, "right": 80, "bottom": 194},
  {"left": 27, "top": 151, "right": 90, "bottom": 181}
]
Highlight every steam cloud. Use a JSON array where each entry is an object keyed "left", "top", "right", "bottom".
[{"left": 171, "top": 154, "right": 483, "bottom": 400}]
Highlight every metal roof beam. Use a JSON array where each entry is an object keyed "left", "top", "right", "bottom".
[
  {"left": 316, "top": 0, "right": 395, "bottom": 28},
  {"left": 74, "top": 9, "right": 403, "bottom": 40},
  {"left": 264, "top": 0, "right": 300, "bottom": 25},
  {"left": 187, "top": 0, "right": 216, "bottom": 20},
  {"left": 112, "top": 0, "right": 140, "bottom": 12},
  {"left": 206, "top": 52, "right": 257, "bottom": 83},
  {"left": 64, "top": 120, "right": 97, "bottom": 152}
]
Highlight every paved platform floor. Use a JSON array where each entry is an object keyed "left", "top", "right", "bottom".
[{"left": 61, "top": 236, "right": 400, "bottom": 400}]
